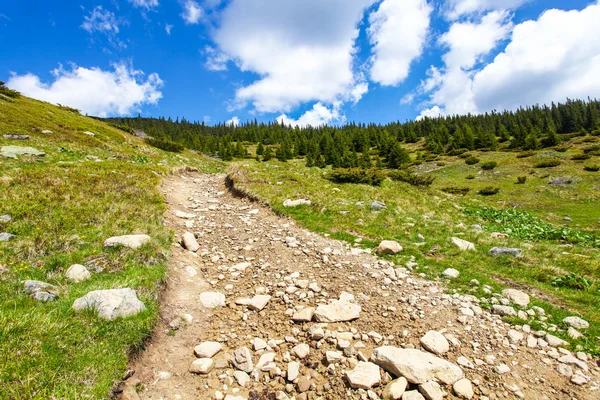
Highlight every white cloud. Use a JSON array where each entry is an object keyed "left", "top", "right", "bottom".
[
  {"left": 181, "top": 0, "right": 203, "bottom": 24},
  {"left": 165, "top": 23, "right": 173, "bottom": 35},
  {"left": 446, "top": 0, "right": 529, "bottom": 19},
  {"left": 203, "top": 115, "right": 212, "bottom": 124},
  {"left": 277, "top": 102, "right": 343, "bottom": 128},
  {"left": 6, "top": 63, "right": 163, "bottom": 117},
  {"left": 367, "top": 0, "right": 432, "bottom": 86},
  {"left": 211, "top": 0, "right": 376, "bottom": 113},
  {"left": 81, "top": 6, "right": 123, "bottom": 34},
  {"left": 350, "top": 82, "right": 369, "bottom": 104},
  {"left": 128, "top": 0, "right": 159, "bottom": 10},
  {"left": 204, "top": 46, "right": 230, "bottom": 71},
  {"left": 226, "top": 116, "right": 240, "bottom": 126}
]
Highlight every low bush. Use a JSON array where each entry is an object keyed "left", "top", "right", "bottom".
[
  {"left": 459, "top": 152, "right": 473, "bottom": 159},
  {"left": 571, "top": 153, "right": 592, "bottom": 161},
  {"left": 516, "top": 150, "right": 536, "bottom": 158},
  {"left": 479, "top": 186, "right": 500, "bottom": 196},
  {"left": 0, "top": 81, "right": 20, "bottom": 98},
  {"left": 146, "top": 137, "right": 185, "bottom": 153},
  {"left": 388, "top": 170, "right": 435, "bottom": 187},
  {"left": 583, "top": 144, "right": 600, "bottom": 154},
  {"left": 552, "top": 273, "right": 593, "bottom": 291},
  {"left": 584, "top": 164, "right": 600, "bottom": 172},
  {"left": 534, "top": 159, "right": 561, "bottom": 168},
  {"left": 441, "top": 186, "right": 471, "bottom": 195},
  {"left": 57, "top": 104, "right": 81, "bottom": 114},
  {"left": 516, "top": 176, "right": 527, "bottom": 184},
  {"left": 328, "top": 168, "right": 386, "bottom": 186},
  {"left": 591, "top": 129, "right": 600, "bottom": 136},
  {"left": 580, "top": 136, "right": 598, "bottom": 143},
  {"left": 466, "top": 174, "right": 475, "bottom": 180},
  {"left": 465, "top": 156, "right": 480, "bottom": 165},
  {"left": 554, "top": 145, "right": 570, "bottom": 152},
  {"left": 436, "top": 161, "right": 446, "bottom": 167},
  {"left": 481, "top": 161, "right": 498, "bottom": 170},
  {"left": 448, "top": 148, "right": 469, "bottom": 156}
]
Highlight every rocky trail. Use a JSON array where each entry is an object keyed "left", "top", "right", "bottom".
[{"left": 120, "top": 172, "right": 599, "bottom": 400}]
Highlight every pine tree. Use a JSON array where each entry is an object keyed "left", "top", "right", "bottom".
[
  {"left": 262, "top": 147, "right": 274, "bottom": 161},
  {"left": 387, "top": 143, "right": 410, "bottom": 169},
  {"left": 256, "top": 142, "right": 265, "bottom": 156}
]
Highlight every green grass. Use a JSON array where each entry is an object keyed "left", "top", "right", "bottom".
[
  {"left": 0, "top": 95, "right": 224, "bottom": 398},
  {"left": 228, "top": 154, "right": 600, "bottom": 354}
]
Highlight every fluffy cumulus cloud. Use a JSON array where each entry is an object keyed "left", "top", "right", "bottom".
[
  {"left": 6, "top": 63, "right": 163, "bottom": 117},
  {"left": 367, "top": 0, "right": 432, "bottom": 86},
  {"left": 128, "top": 0, "right": 159, "bottom": 10},
  {"left": 419, "top": 1, "right": 600, "bottom": 118},
  {"left": 446, "top": 0, "right": 529, "bottom": 19},
  {"left": 226, "top": 116, "right": 240, "bottom": 126},
  {"left": 181, "top": 0, "right": 203, "bottom": 24},
  {"left": 277, "top": 102, "right": 343, "bottom": 128},
  {"left": 211, "top": 0, "right": 378, "bottom": 119}
]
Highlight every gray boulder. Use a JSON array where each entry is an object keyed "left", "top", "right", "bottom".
[
  {"left": 0, "top": 215, "right": 12, "bottom": 223},
  {"left": 103, "top": 234, "right": 150, "bottom": 249},
  {"left": 1, "top": 146, "right": 45, "bottom": 159},
  {"left": 3, "top": 134, "right": 29, "bottom": 140},
  {"left": 24, "top": 280, "right": 58, "bottom": 302},
  {"left": 66, "top": 264, "right": 91, "bottom": 282},
  {"left": 502, "top": 289, "right": 530, "bottom": 307},
  {"left": 0, "top": 232, "right": 15, "bottom": 241},
  {"left": 72, "top": 288, "right": 146, "bottom": 320},
  {"left": 371, "top": 201, "right": 387, "bottom": 211},
  {"left": 451, "top": 237, "right": 475, "bottom": 251},
  {"left": 489, "top": 247, "right": 522, "bottom": 257}
]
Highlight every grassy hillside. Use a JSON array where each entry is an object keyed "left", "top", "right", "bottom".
[
  {"left": 0, "top": 94, "right": 223, "bottom": 398},
  {"left": 228, "top": 141, "right": 600, "bottom": 354}
]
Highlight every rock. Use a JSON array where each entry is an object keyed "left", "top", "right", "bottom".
[
  {"left": 379, "top": 378, "right": 406, "bottom": 400},
  {"left": 456, "top": 356, "right": 474, "bottom": 369},
  {"left": 1, "top": 146, "right": 45, "bottom": 159},
  {"left": 72, "top": 288, "right": 145, "bottom": 320},
  {"left": 419, "top": 331, "right": 450, "bottom": 355},
  {"left": 0, "top": 215, "right": 11, "bottom": 223},
  {"left": 176, "top": 210, "right": 196, "bottom": 219},
  {"left": 314, "top": 293, "right": 361, "bottom": 322},
  {"left": 494, "top": 364, "right": 510, "bottom": 374},
  {"left": 121, "top": 385, "right": 141, "bottom": 400},
  {"left": 252, "top": 337, "right": 268, "bottom": 351},
  {"left": 224, "top": 396, "right": 247, "bottom": 400},
  {"left": 507, "top": 330, "right": 524, "bottom": 344},
  {"left": 233, "top": 371, "right": 250, "bottom": 387},
  {"left": 376, "top": 240, "right": 403, "bottom": 255},
  {"left": 453, "top": 379, "right": 473, "bottom": 399},
  {"left": 287, "top": 361, "right": 300, "bottom": 381},
  {"left": 33, "top": 291, "right": 58, "bottom": 302},
  {"left": 371, "top": 347, "right": 463, "bottom": 385},
  {"left": 24, "top": 280, "right": 56, "bottom": 294},
  {"left": 182, "top": 232, "right": 200, "bottom": 252},
  {"left": 103, "top": 234, "right": 150, "bottom": 249},
  {"left": 345, "top": 361, "right": 381, "bottom": 389},
  {"left": 283, "top": 199, "right": 311, "bottom": 207},
  {"left": 442, "top": 268, "right": 459, "bottom": 279},
  {"left": 292, "top": 307, "right": 315, "bottom": 322},
  {"left": 502, "top": 289, "right": 530, "bottom": 307},
  {"left": 292, "top": 343, "right": 310, "bottom": 359},
  {"left": 200, "top": 292, "right": 226, "bottom": 308},
  {"left": 567, "top": 327, "right": 582, "bottom": 339},
  {"left": 65, "top": 264, "right": 91, "bottom": 282},
  {"left": 471, "top": 224, "right": 483, "bottom": 232},
  {"left": 194, "top": 341, "right": 222, "bottom": 358},
  {"left": 248, "top": 295, "right": 271, "bottom": 311},
  {"left": 451, "top": 237, "right": 475, "bottom": 251},
  {"left": 41, "top": 130, "right": 53, "bottom": 134},
  {"left": 491, "top": 232, "right": 509, "bottom": 238},
  {"left": 371, "top": 201, "right": 387, "bottom": 211},
  {"left": 489, "top": 247, "right": 522, "bottom": 257},
  {"left": 545, "top": 334, "right": 568, "bottom": 348},
  {"left": 557, "top": 363, "right": 573, "bottom": 377},
  {"left": 571, "top": 374, "right": 588, "bottom": 385},
  {"left": 297, "top": 376, "right": 311, "bottom": 393},
  {"left": 558, "top": 355, "right": 588, "bottom": 371},
  {"left": 0, "top": 232, "right": 15, "bottom": 241},
  {"left": 83, "top": 131, "right": 96, "bottom": 137},
  {"left": 492, "top": 305, "right": 517, "bottom": 317},
  {"left": 402, "top": 391, "right": 425, "bottom": 400},
  {"left": 189, "top": 358, "right": 214, "bottom": 374},
  {"left": 563, "top": 316, "right": 589, "bottom": 329},
  {"left": 418, "top": 381, "right": 443, "bottom": 400},
  {"left": 231, "top": 347, "right": 254, "bottom": 373},
  {"left": 3, "top": 134, "right": 30, "bottom": 140}
]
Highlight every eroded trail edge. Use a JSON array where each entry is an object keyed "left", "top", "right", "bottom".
[{"left": 123, "top": 172, "right": 599, "bottom": 400}]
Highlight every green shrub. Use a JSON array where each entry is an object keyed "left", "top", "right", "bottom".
[
  {"left": 571, "top": 153, "right": 591, "bottom": 161},
  {"left": 552, "top": 273, "right": 593, "bottom": 291},
  {"left": 0, "top": 81, "right": 20, "bottom": 98},
  {"left": 591, "top": 129, "right": 600, "bottom": 137},
  {"left": 480, "top": 161, "right": 498, "bottom": 170},
  {"left": 441, "top": 186, "right": 471, "bottom": 195},
  {"left": 436, "top": 161, "right": 446, "bottom": 167},
  {"left": 448, "top": 148, "right": 469, "bottom": 156},
  {"left": 465, "top": 156, "right": 480, "bottom": 165},
  {"left": 328, "top": 168, "right": 386, "bottom": 186},
  {"left": 479, "top": 186, "right": 500, "bottom": 196},
  {"left": 580, "top": 136, "right": 598, "bottom": 143},
  {"left": 516, "top": 150, "right": 536, "bottom": 158},
  {"left": 534, "top": 159, "right": 561, "bottom": 168},
  {"left": 459, "top": 152, "right": 473, "bottom": 159},
  {"left": 388, "top": 170, "right": 435, "bottom": 187},
  {"left": 57, "top": 104, "right": 81, "bottom": 114},
  {"left": 516, "top": 176, "right": 527, "bottom": 184},
  {"left": 146, "top": 137, "right": 185, "bottom": 153},
  {"left": 584, "top": 164, "right": 600, "bottom": 172},
  {"left": 465, "top": 174, "right": 475, "bottom": 180},
  {"left": 554, "top": 145, "right": 570, "bottom": 153},
  {"left": 583, "top": 144, "right": 600, "bottom": 154}
]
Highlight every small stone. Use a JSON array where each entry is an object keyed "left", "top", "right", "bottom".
[
  {"left": 292, "top": 307, "right": 315, "bottom": 322},
  {"left": 507, "top": 330, "right": 524, "bottom": 344},
  {"left": 182, "top": 232, "right": 200, "bottom": 252},
  {"left": 557, "top": 363, "right": 573, "bottom": 377},
  {"left": 345, "top": 361, "right": 381, "bottom": 389},
  {"left": 252, "top": 337, "right": 268, "bottom": 351},
  {"left": 1, "top": 146, "right": 45, "bottom": 159},
  {"left": 231, "top": 347, "right": 254, "bottom": 373},
  {"left": 283, "top": 199, "right": 311, "bottom": 207},
  {"left": 571, "top": 374, "right": 588, "bottom": 386},
  {"left": 442, "top": 268, "right": 459, "bottom": 279},
  {"left": 451, "top": 237, "right": 475, "bottom": 251},
  {"left": 65, "top": 264, "right": 91, "bottom": 282},
  {"left": 0, "top": 215, "right": 11, "bottom": 223},
  {"left": 545, "top": 334, "right": 568, "bottom": 348},
  {"left": 492, "top": 305, "right": 516, "bottom": 317},
  {"left": 376, "top": 240, "right": 403, "bottom": 255},
  {"left": 248, "top": 295, "right": 271, "bottom": 311},
  {"left": 0, "top": 232, "right": 15, "bottom": 241},
  {"left": 314, "top": 294, "right": 361, "bottom": 322},
  {"left": 296, "top": 376, "right": 311, "bottom": 393},
  {"left": 419, "top": 331, "right": 450, "bottom": 355},
  {"left": 563, "top": 316, "right": 589, "bottom": 330},
  {"left": 233, "top": 370, "right": 250, "bottom": 387},
  {"left": 453, "top": 379, "right": 474, "bottom": 399},
  {"left": 402, "top": 391, "right": 425, "bottom": 400},
  {"left": 287, "top": 361, "right": 300, "bottom": 381},
  {"left": 383, "top": 377, "right": 407, "bottom": 400},
  {"left": 418, "top": 381, "right": 443, "bottom": 400},
  {"left": 502, "top": 289, "right": 530, "bottom": 307},
  {"left": 72, "top": 288, "right": 145, "bottom": 320},
  {"left": 494, "top": 364, "right": 510, "bottom": 374},
  {"left": 326, "top": 351, "right": 343, "bottom": 364},
  {"left": 194, "top": 341, "right": 222, "bottom": 358},
  {"left": 103, "top": 234, "right": 150, "bottom": 249},
  {"left": 189, "top": 358, "right": 214, "bottom": 374},
  {"left": 292, "top": 343, "right": 310, "bottom": 359},
  {"left": 371, "top": 201, "right": 387, "bottom": 211},
  {"left": 489, "top": 247, "right": 522, "bottom": 257},
  {"left": 200, "top": 292, "right": 226, "bottom": 308}
]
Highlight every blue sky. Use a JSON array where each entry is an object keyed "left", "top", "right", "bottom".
[{"left": 1, "top": 0, "right": 599, "bottom": 126}]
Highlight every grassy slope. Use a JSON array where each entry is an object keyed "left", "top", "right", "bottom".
[
  {"left": 0, "top": 95, "right": 223, "bottom": 399},
  {"left": 229, "top": 142, "right": 600, "bottom": 354}
]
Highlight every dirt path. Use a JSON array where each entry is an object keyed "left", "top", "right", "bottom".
[{"left": 122, "top": 172, "right": 599, "bottom": 400}]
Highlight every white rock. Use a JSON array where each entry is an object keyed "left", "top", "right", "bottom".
[
  {"left": 248, "top": 295, "right": 271, "bottom": 311},
  {"left": 233, "top": 370, "right": 250, "bottom": 387},
  {"left": 326, "top": 351, "right": 344, "bottom": 364},
  {"left": 376, "top": 240, "right": 403, "bottom": 255},
  {"left": 494, "top": 364, "right": 510, "bottom": 374},
  {"left": 453, "top": 379, "right": 473, "bottom": 399},
  {"left": 563, "top": 316, "right": 589, "bottom": 330},
  {"left": 545, "top": 334, "right": 568, "bottom": 348},
  {"left": 287, "top": 361, "right": 300, "bottom": 381},
  {"left": 231, "top": 347, "right": 254, "bottom": 373},
  {"left": 252, "top": 338, "right": 268, "bottom": 351},
  {"left": 189, "top": 358, "right": 214, "bottom": 374},
  {"left": 66, "top": 264, "right": 91, "bottom": 282},
  {"left": 200, "top": 292, "right": 226, "bottom": 308},
  {"left": 283, "top": 199, "right": 311, "bottom": 207},
  {"left": 451, "top": 237, "right": 475, "bottom": 251},
  {"left": 442, "top": 268, "right": 459, "bottom": 279},
  {"left": 502, "top": 289, "right": 530, "bottom": 307},
  {"left": 314, "top": 293, "right": 361, "bottom": 322},
  {"left": 194, "top": 341, "right": 223, "bottom": 358},
  {"left": 456, "top": 356, "right": 474, "bottom": 369},
  {"left": 557, "top": 363, "right": 573, "bottom": 377},
  {"left": 402, "top": 391, "right": 425, "bottom": 400},
  {"left": 419, "top": 331, "right": 450, "bottom": 355},
  {"left": 507, "top": 330, "right": 524, "bottom": 344},
  {"left": 345, "top": 361, "right": 381, "bottom": 389},
  {"left": 292, "top": 307, "right": 315, "bottom": 322},
  {"left": 182, "top": 232, "right": 200, "bottom": 252},
  {"left": 176, "top": 210, "right": 196, "bottom": 219},
  {"left": 72, "top": 288, "right": 145, "bottom": 320},
  {"left": 371, "top": 347, "right": 463, "bottom": 385},
  {"left": 492, "top": 305, "right": 516, "bottom": 317},
  {"left": 103, "top": 234, "right": 150, "bottom": 249},
  {"left": 292, "top": 343, "right": 310, "bottom": 359},
  {"left": 383, "top": 377, "right": 408, "bottom": 400},
  {"left": 418, "top": 381, "right": 443, "bottom": 400}
]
